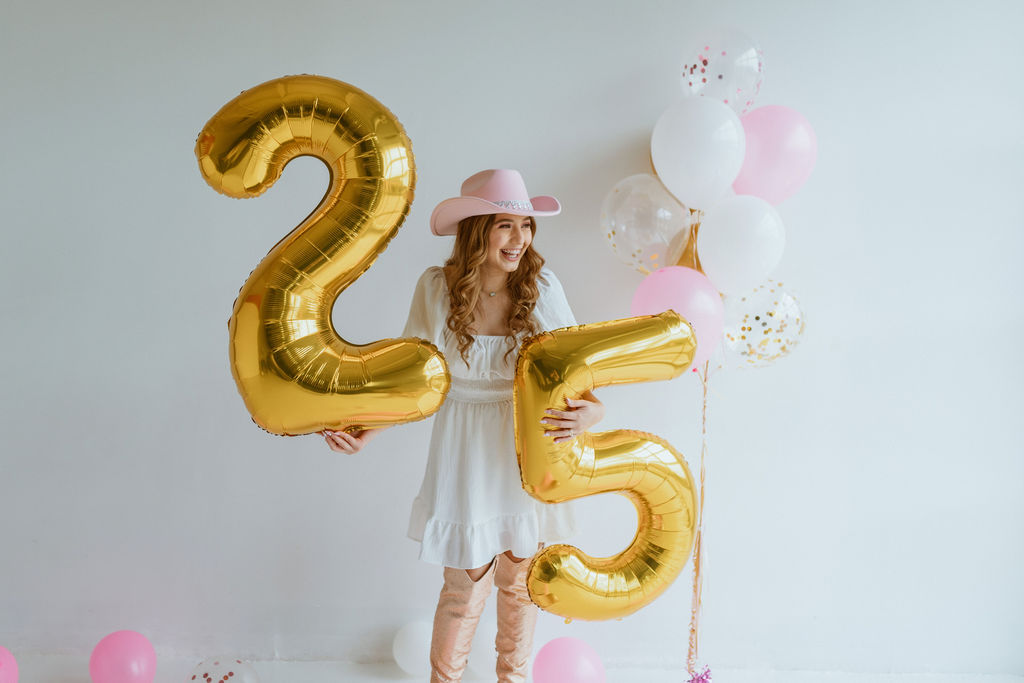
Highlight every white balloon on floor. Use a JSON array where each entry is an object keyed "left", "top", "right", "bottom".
[{"left": 392, "top": 621, "right": 432, "bottom": 676}]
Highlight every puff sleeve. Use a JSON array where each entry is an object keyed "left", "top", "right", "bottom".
[
  {"left": 535, "top": 267, "right": 577, "bottom": 330},
  {"left": 402, "top": 267, "right": 448, "bottom": 347}
]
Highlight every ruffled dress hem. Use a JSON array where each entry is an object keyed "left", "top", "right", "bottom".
[{"left": 407, "top": 497, "right": 576, "bottom": 570}]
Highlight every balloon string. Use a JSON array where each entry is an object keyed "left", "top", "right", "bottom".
[{"left": 687, "top": 360, "right": 710, "bottom": 674}]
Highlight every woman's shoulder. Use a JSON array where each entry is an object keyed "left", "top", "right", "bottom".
[
  {"left": 408, "top": 267, "right": 451, "bottom": 311},
  {"left": 536, "top": 266, "right": 565, "bottom": 293},
  {"left": 414, "top": 265, "right": 447, "bottom": 290},
  {"left": 533, "top": 265, "right": 576, "bottom": 327}
]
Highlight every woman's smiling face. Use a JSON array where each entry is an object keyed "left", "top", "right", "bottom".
[{"left": 486, "top": 213, "right": 534, "bottom": 274}]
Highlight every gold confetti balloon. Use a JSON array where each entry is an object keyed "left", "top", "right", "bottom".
[
  {"left": 514, "top": 312, "right": 699, "bottom": 620},
  {"left": 600, "top": 174, "right": 692, "bottom": 274},
  {"left": 722, "top": 280, "right": 805, "bottom": 368},
  {"left": 195, "top": 75, "right": 449, "bottom": 435}
]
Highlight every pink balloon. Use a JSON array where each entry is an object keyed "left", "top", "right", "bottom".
[
  {"left": 631, "top": 266, "right": 724, "bottom": 370},
  {"left": 533, "top": 637, "right": 606, "bottom": 683},
  {"left": 733, "top": 105, "right": 817, "bottom": 205},
  {"left": 0, "top": 646, "right": 18, "bottom": 683},
  {"left": 89, "top": 631, "right": 156, "bottom": 683}
]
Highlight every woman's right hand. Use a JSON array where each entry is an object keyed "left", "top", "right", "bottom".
[{"left": 322, "top": 428, "right": 381, "bottom": 454}]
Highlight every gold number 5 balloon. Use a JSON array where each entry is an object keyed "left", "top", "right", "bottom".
[
  {"left": 195, "top": 75, "right": 449, "bottom": 435},
  {"left": 515, "top": 311, "right": 698, "bottom": 620}
]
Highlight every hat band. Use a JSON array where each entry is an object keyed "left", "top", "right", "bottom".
[{"left": 492, "top": 199, "right": 533, "bottom": 211}]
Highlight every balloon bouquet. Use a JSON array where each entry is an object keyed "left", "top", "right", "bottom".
[
  {"left": 602, "top": 28, "right": 818, "bottom": 680},
  {"left": 607, "top": 28, "right": 813, "bottom": 371}
]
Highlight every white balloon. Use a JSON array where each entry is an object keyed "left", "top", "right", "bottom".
[
  {"left": 651, "top": 98, "right": 745, "bottom": 209},
  {"left": 188, "top": 657, "right": 260, "bottom": 683},
  {"left": 696, "top": 195, "right": 785, "bottom": 295},
  {"left": 392, "top": 620, "right": 433, "bottom": 676}
]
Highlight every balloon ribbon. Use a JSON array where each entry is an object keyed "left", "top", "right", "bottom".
[{"left": 687, "top": 361, "right": 710, "bottom": 676}]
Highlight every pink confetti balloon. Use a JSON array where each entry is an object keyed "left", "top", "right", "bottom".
[
  {"left": 680, "top": 28, "right": 765, "bottom": 115},
  {"left": 533, "top": 637, "right": 605, "bottom": 683},
  {"left": 0, "top": 646, "right": 18, "bottom": 683},
  {"left": 89, "top": 631, "right": 156, "bottom": 683},
  {"left": 189, "top": 657, "right": 260, "bottom": 683},
  {"left": 631, "top": 266, "right": 724, "bottom": 369},
  {"left": 733, "top": 105, "right": 817, "bottom": 205}
]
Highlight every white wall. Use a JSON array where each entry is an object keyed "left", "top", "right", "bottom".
[{"left": 1, "top": 0, "right": 1022, "bottom": 675}]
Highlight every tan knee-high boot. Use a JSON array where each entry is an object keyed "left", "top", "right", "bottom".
[
  {"left": 494, "top": 554, "right": 539, "bottom": 683},
  {"left": 429, "top": 560, "right": 495, "bottom": 683}
]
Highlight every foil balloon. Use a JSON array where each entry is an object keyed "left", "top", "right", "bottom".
[
  {"left": 675, "top": 209, "right": 705, "bottom": 274},
  {"left": 722, "top": 280, "right": 805, "bottom": 367},
  {"left": 514, "top": 312, "right": 699, "bottom": 620},
  {"left": 195, "top": 75, "right": 449, "bottom": 435}
]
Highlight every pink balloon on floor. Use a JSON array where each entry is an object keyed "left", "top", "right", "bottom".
[
  {"left": 733, "top": 105, "right": 817, "bottom": 205},
  {"left": 89, "top": 631, "right": 156, "bottom": 683},
  {"left": 533, "top": 637, "right": 606, "bottom": 683},
  {"left": 0, "top": 646, "right": 18, "bottom": 683},
  {"left": 631, "top": 266, "right": 724, "bottom": 369}
]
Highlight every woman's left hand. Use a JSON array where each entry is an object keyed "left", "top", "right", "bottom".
[{"left": 541, "top": 394, "right": 605, "bottom": 443}]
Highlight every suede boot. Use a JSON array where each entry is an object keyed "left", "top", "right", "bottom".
[
  {"left": 494, "top": 554, "right": 539, "bottom": 683},
  {"left": 429, "top": 560, "right": 495, "bottom": 682}
]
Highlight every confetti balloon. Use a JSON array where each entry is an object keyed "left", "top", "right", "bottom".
[
  {"left": 680, "top": 28, "right": 765, "bottom": 115},
  {"left": 722, "top": 280, "right": 805, "bottom": 368},
  {"left": 600, "top": 174, "right": 692, "bottom": 274},
  {"left": 188, "top": 658, "right": 260, "bottom": 683}
]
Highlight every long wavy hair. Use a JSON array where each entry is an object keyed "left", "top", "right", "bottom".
[{"left": 444, "top": 213, "right": 545, "bottom": 365}]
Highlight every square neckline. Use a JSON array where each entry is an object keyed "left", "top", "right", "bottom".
[{"left": 439, "top": 265, "right": 518, "bottom": 340}]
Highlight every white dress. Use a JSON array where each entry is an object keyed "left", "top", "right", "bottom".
[{"left": 403, "top": 266, "right": 578, "bottom": 569}]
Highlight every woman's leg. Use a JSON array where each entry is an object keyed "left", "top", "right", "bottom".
[
  {"left": 429, "top": 558, "right": 496, "bottom": 683},
  {"left": 494, "top": 549, "right": 540, "bottom": 683}
]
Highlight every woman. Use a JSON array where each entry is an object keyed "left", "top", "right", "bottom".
[{"left": 323, "top": 169, "right": 604, "bottom": 682}]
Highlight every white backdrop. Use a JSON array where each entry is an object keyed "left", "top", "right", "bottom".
[{"left": 1, "top": 0, "right": 1022, "bottom": 676}]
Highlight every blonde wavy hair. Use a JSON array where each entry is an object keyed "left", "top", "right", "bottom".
[{"left": 444, "top": 213, "right": 545, "bottom": 365}]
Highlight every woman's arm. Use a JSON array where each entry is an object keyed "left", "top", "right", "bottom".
[
  {"left": 541, "top": 390, "right": 605, "bottom": 444},
  {"left": 322, "top": 426, "right": 390, "bottom": 454}
]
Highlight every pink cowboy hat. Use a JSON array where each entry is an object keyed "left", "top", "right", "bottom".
[{"left": 429, "top": 169, "right": 561, "bottom": 236}]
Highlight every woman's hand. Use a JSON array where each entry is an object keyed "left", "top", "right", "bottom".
[
  {"left": 541, "top": 393, "right": 605, "bottom": 444},
  {"left": 322, "top": 427, "right": 385, "bottom": 454}
]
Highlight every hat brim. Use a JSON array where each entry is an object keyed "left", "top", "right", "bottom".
[{"left": 430, "top": 195, "right": 561, "bottom": 236}]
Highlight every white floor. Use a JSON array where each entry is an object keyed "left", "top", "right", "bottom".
[{"left": 13, "top": 655, "right": 1023, "bottom": 683}]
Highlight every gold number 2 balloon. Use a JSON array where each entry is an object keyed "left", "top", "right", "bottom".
[
  {"left": 195, "top": 75, "right": 449, "bottom": 435},
  {"left": 514, "top": 311, "right": 698, "bottom": 620}
]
